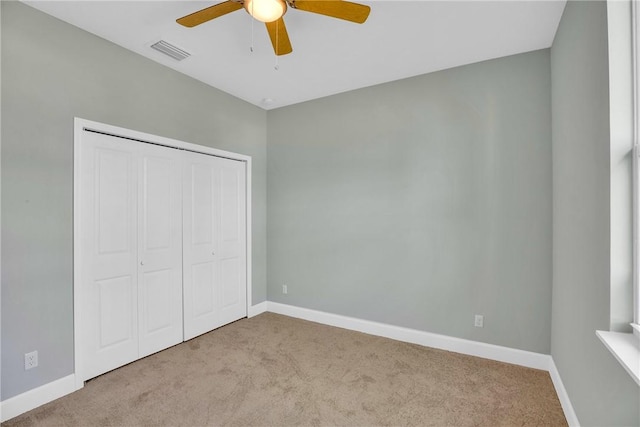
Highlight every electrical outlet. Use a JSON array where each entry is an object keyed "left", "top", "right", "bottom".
[
  {"left": 282, "top": 285, "right": 288, "bottom": 294},
  {"left": 25, "top": 351, "right": 38, "bottom": 370},
  {"left": 474, "top": 315, "right": 484, "bottom": 328}
]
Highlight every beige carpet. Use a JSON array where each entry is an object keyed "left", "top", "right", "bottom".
[{"left": 3, "top": 313, "right": 567, "bottom": 426}]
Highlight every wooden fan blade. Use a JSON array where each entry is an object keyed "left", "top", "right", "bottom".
[
  {"left": 291, "top": 1, "right": 370, "bottom": 24},
  {"left": 265, "top": 18, "right": 293, "bottom": 56},
  {"left": 177, "top": 1, "right": 243, "bottom": 27}
]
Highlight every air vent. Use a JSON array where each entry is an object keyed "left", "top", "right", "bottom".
[{"left": 151, "top": 40, "right": 191, "bottom": 61}]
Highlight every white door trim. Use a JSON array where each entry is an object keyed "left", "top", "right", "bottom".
[{"left": 73, "top": 117, "right": 253, "bottom": 389}]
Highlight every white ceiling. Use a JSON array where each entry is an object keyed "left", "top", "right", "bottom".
[{"left": 23, "top": 0, "right": 566, "bottom": 110}]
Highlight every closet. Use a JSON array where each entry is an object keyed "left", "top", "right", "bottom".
[{"left": 76, "top": 125, "right": 248, "bottom": 382}]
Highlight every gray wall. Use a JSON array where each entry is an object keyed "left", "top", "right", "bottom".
[
  {"left": 267, "top": 50, "right": 553, "bottom": 354},
  {"left": 1, "top": 1, "right": 267, "bottom": 400},
  {"left": 550, "top": 1, "right": 640, "bottom": 425}
]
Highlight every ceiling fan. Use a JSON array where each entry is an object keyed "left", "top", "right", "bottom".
[{"left": 176, "top": 0, "right": 371, "bottom": 56}]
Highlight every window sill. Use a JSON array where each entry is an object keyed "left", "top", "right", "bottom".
[{"left": 596, "top": 330, "right": 640, "bottom": 386}]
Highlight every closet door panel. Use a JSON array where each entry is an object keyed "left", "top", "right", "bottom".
[
  {"left": 218, "top": 161, "right": 247, "bottom": 324},
  {"left": 220, "top": 258, "right": 240, "bottom": 307},
  {"left": 183, "top": 154, "right": 220, "bottom": 340},
  {"left": 80, "top": 132, "right": 138, "bottom": 381},
  {"left": 141, "top": 269, "right": 173, "bottom": 332},
  {"left": 96, "top": 276, "right": 135, "bottom": 348},
  {"left": 138, "top": 145, "right": 183, "bottom": 357},
  {"left": 191, "top": 164, "right": 214, "bottom": 245},
  {"left": 191, "top": 261, "right": 216, "bottom": 317}
]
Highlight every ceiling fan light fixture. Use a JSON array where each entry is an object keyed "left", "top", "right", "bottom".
[{"left": 244, "top": 0, "right": 286, "bottom": 23}]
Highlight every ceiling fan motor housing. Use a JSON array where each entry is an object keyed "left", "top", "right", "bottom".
[{"left": 244, "top": 0, "right": 287, "bottom": 23}]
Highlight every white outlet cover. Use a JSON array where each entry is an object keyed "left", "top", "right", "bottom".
[
  {"left": 25, "top": 351, "right": 38, "bottom": 370},
  {"left": 474, "top": 315, "right": 484, "bottom": 328}
]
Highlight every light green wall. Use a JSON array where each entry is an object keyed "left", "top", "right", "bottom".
[
  {"left": 267, "top": 49, "right": 553, "bottom": 354},
  {"left": 1, "top": 1, "right": 267, "bottom": 400},
  {"left": 550, "top": 1, "right": 640, "bottom": 425}
]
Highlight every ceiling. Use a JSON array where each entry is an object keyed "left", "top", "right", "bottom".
[{"left": 23, "top": 0, "right": 566, "bottom": 110}]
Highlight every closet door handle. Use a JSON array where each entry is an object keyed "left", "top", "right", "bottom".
[{"left": 140, "top": 261, "right": 144, "bottom": 266}]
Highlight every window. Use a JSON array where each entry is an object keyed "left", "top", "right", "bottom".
[
  {"left": 595, "top": 0, "right": 639, "bottom": 387},
  {"left": 634, "top": 144, "right": 640, "bottom": 338},
  {"left": 633, "top": 0, "right": 640, "bottom": 340}
]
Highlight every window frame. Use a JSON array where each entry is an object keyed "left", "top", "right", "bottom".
[
  {"left": 633, "top": 0, "right": 640, "bottom": 337},
  {"left": 596, "top": 0, "right": 640, "bottom": 388}
]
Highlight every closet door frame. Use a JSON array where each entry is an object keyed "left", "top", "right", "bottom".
[{"left": 73, "top": 118, "right": 252, "bottom": 390}]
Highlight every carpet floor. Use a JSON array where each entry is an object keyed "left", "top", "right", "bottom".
[{"left": 3, "top": 313, "right": 567, "bottom": 426}]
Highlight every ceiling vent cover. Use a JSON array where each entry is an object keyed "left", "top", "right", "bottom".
[{"left": 151, "top": 40, "right": 191, "bottom": 61}]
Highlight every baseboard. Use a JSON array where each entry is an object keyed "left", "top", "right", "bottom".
[
  {"left": 248, "top": 301, "right": 268, "bottom": 317},
  {"left": 548, "top": 359, "right": 580, "bottom": 426},
  {"left": 266, "top": 301, "right": 580, "bottom": 424},
  {"left": 0, "top": 374, "right": 79, "bottom": 422},
  {"left": 267, "top": 302, "right": 551, "bottom": 370},
  {"left": 1, "top": 304, "right": 579, "bottom": 425}
]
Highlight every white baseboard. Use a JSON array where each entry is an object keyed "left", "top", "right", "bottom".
[
  {"left": 0, "top": 374, "right": 80, "bottom": 422},
  {"left": 1, "top": 301, "right": 271, "bottom": 422},
  {"left": 267, "top": 302, "right": 551, "bottom": 370},
  {"left": 548, "top": 359, "right": 580, "bottom": 426},
  {"left": 1, "top": 303, "right": 579, "bottom": 426},
  {"left": 248, "top": 301, "right": 268, "bottom": 317},
  {"left": 267, "top": 302, "right": 580, "bottom": 425}
]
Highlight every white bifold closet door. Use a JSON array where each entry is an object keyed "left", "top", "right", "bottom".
[
  {"left": 136, "top": 142, "right": 183, "bottom": 358},
  {"left": 79, "top": 131, "right": 183, "bottom": 380},
  {"left": 79, "top": 128, "right": 248, "bottom": 382},
  {"left": 183, "top": 151, "right": 247, "bottom": 340}
]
